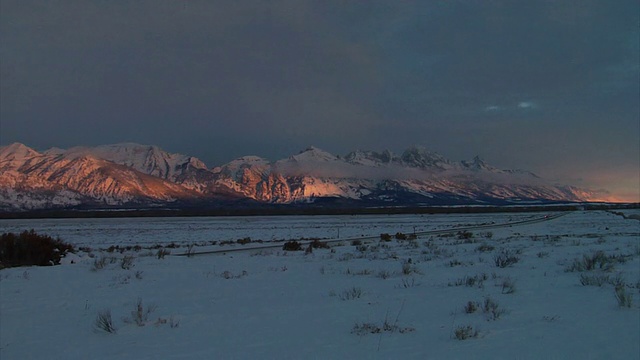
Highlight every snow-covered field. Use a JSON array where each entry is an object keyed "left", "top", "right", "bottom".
[
  {"left": 0, "top": 212, "right": 542, "bottom": 248},
  {"left": 1, "top": 211, "right": 639, "bottom": 359}
]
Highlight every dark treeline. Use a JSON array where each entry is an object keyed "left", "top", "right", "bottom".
[{"left": 0, "top": 202, "right": 637, "bottom": 220}]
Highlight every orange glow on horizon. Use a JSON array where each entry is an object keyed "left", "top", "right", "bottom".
[
  {"left": 586, "top": 194, "right": 638, "bottom": 203},
  {"left": 562, "top": 167, "right": 640, "bottom": 203}
]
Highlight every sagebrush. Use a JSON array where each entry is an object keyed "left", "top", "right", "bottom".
[
  {"left": 454, "top": 325, "right": 478, "bottom": 340},
  {"left": 95, "top": 309, "right": 117, "bottom": 333},
  {"left": 0, "top": 230, "right": 75, "bottom": 268}
]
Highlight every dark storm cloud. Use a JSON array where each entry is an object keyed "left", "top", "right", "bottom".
[
  {"left": 381, "top": 1, "right": 637, "bottom": 98},
  {"left": 0, "top": 1, "right": 383, "bottom": 156},
  {"left": 1, "top": 0, "right": 638, "bottom": 199}
]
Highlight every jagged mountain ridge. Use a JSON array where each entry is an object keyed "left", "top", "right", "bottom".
[
  {"left": 0, "top": 143, "right": 598, "bottom": 210},
  {"left": 0, "top": 143, "right": 201, "bottom": 210},
  {"left": 44, "top": 143, "right": 209, "bottom": 181}
]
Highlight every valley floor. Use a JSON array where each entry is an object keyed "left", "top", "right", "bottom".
[{"left": 1, "top": 210, "right": 639, "bottom": 359}]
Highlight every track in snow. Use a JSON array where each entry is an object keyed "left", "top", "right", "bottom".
[{"left": 175, "top": 212, "right": 568, "bottom": 257}]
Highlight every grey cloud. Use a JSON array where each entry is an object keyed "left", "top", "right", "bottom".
[
  {"left": 0, "top": 0, "right": 637, "bottom": 200},
  {"left": 483, "top": 101, "right": 539, "bottom": 113},
  {"left": 1, "top": 0, "right": 384, "bottom": 154}
]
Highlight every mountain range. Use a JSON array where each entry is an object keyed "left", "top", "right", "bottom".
[{"left": 0, "top": 142, "right": 599, "bottom": 211}]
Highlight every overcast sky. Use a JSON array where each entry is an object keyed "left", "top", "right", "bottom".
[{"left": 1, "top": 1, "right": 638, "bottom": 200}]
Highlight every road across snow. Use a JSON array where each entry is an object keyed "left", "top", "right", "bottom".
[{"left": 178, "top": 212, "right": 568, "bottom": 257}]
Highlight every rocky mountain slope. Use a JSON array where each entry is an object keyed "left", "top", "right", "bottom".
[{"left": 0, "top": 143, "right": 598, "bottom": 211}]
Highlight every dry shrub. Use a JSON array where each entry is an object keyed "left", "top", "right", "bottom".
[
  {"left": 454, "top": 325, "right": 478, "bottom": 340},
  {"left": 283, "top": 240, "right": 302, "bottom": 251},
  {"left": 0, "top": 230, "right": 74, "bottom": 268},
  {"left": 310, "top": 239, "right": 330, "bottom": 249},
  {"left": 95, "top": 309, "right": 117, "bottom": 333}
]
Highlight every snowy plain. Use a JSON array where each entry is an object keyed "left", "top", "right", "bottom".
[{"left": 0, "top": 210, "right": 639, "bottom": 359}]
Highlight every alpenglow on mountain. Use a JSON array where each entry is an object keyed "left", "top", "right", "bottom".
[{"left": 0, "top": 143, "right": 599, "bottom": 211}]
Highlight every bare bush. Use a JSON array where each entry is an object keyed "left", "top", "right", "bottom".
[
  {"left": 500, "top": 277, "right": 516, "bottom": 294},
  {"left": 448, "top": 273, "right": 487, "bottom": 288},
  {"left": 236, "top": 237, "right": 252, "bottom": 245},
  {"left": 339, "top": 287, "right": 363, "bottom": 300},
  {"left": 126, "top": 298, "right": 157, "bottom": 327},
  {"left": 483, "top": 297, "right": 505, "bottom": 321},
  {"left": 614, "top": 285, "right": 633, "bottom": 308},
  {"left": 352, "top": 322, "right": 382, "bottom": 335},
  {"left": 95, "top": 309, "right": 117, "bottom": 333},
  {"left": 92, "top": 257, "right": 109, "bottom": 271},
  {"left": 393, "top": 232, "right": 408, "bottom": 240},
  {"left": 457, "top": 231, "right": 474, "bottom": 241},
  {"left": 310, "top": 239, "right": 330, "bottom": 249},
  {"left": 399, "top": 277, "right": 419, "bottom": 288},
  {"left": 401, "top": 260, "right": 419, "bottom": 275},
  {"left": 565, "top": 251, "right": 628, "bottom": 272},
  {"left": 449, "top": 259, "right": 464, "bottom": 267},
  {"left": 121, "top": 255, "right": 135, "bottom": 270},
  {"left": 476, "top": 243, "right": 495, "bottom": 253},
  {"left": 352, "top": 320, "right": 415, "bottom": 336},
  {"left": 344, "top": 268, "right": 373, "bottom": 276},
  {"left": 283, "top": 241, "right": 302, "bottom": 251},
  {"left": 494, "top": 250, "right": 519, "bottom": 268},
  {"left": 454, "top": 325, "right": 478, "bottom": 340},
  {"left": 157, "top": 248, "right": 171, "bottom": 259},
  {"left": 536, "top": 251, "right": 549, "bottom": 258},
  {"left": 169, "top": 315, "right": 180, "bottom": 328},
  {"left": 186, "top": 244, "right": 196, "bottom": 257},
  {"left": 0, "top": 230, "right": 75, "bottom": 268},
  {"left": 580, "top": 274, "right": 610, "bottom": 287},
  {"left": 464, "top": 301, "right": 479, "bottom": 314},
  {"left": 377, "top": 270, "right": 392, "bottom": 279},
  {"left": 221, "top": 270, "right": 248, "bottom": 279}
]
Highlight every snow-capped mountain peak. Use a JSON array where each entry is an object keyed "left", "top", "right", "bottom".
[
  {"left": 0, "top": 143, "right": 44, "bottom": 173},
  {"left": 461, "top": 156, "right": 495, "bottom": 171},
  {"left": 289, "top": 146, "right": 339, "bottom": 163},
  {"left": 218, "top": 156, "right": 271, "bottom": 181},
  {"left": 344, "top": 149, "right": 395, "bottom": 166},
  {"left": 0, "top": 143, "right": 41, "bottom": 161},
  {"left": 400, "top": 146, "right": 452, "bottom": 170},
  {"left": 48, "top": 143, "right": 208, "bottom": 181},
  {"left": 0, "top": 142, "right": 602, "bottom": 211}
]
